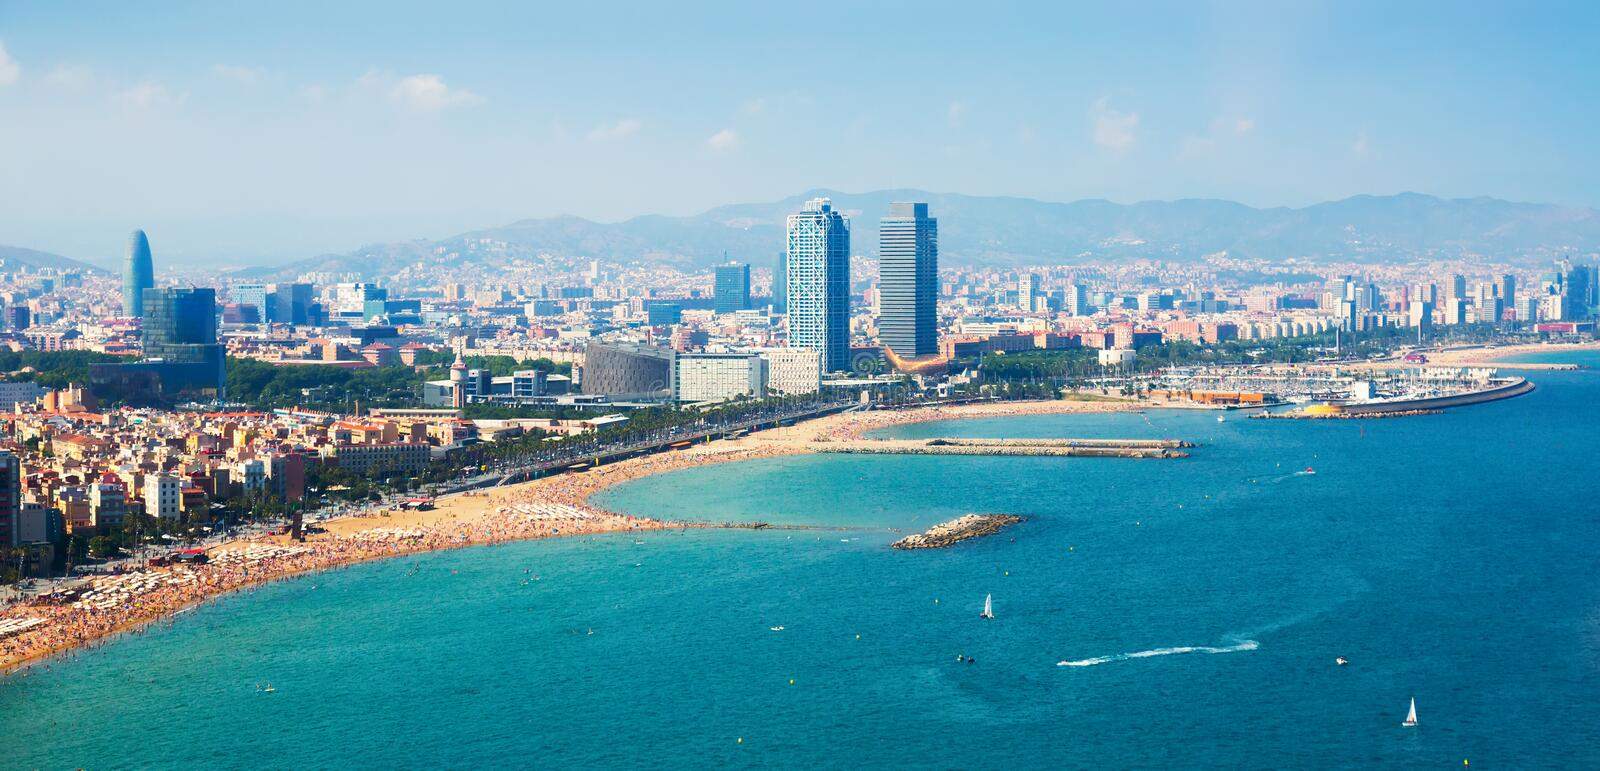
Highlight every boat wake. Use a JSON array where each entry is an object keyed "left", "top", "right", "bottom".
[{"left": 1056, "top": 639, "right": 1259, "bottom": 667}]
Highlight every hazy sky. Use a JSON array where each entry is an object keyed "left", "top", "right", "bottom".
[{"left": 2, "top": 0, "right": 1597, "bottom": 268}]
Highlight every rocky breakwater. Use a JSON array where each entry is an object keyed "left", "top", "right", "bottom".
[{"left": 891, "top": 514, "right": 1024, "bottom": 550}]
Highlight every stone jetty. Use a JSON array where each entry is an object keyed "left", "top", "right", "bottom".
[{"left": 892, "top": 514, "right": 1024, "bottom": 550}]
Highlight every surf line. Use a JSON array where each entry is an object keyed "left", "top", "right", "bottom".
[{"left": 1057, "top": 638, "right": 1259, "bottom": 667}]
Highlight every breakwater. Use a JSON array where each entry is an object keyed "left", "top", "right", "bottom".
[
  {"left": 891, "top": 514, "right": 1024, "bottom": 550},
  {"left": 813, "top": 437, "right": 1191, "bottom": 459}
]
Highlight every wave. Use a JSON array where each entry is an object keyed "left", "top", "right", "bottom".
[{"left": 1057, "top": 639, "right": 1259, "bottom": 667}]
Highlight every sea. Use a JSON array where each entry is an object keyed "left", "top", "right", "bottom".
[{"left": 3, "top": 352, "right": 1598, "bottom": 768}]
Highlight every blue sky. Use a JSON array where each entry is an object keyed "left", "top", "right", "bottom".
[{"left": 1, "top": 0, "right": 1597, "bottom": 267}]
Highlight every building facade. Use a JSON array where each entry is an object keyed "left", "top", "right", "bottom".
[
  {"left": 123, "top": 229, "right": 155, "bottom": 318},
  {"left": 714, "top": 262, "right": 751, "bottom": 314},
  {"left": 786, "top": 198, "right": 851, "bottom": 372},
  {"left": 580, "top": 342, "right": 675, "bottom": 397},
  {"left": 672, "top": 352, "right": 766, "bottom": 403},
  {"left": 759, "top": 348, "right": 822, "bottom": 395},
  {"left": 877, "top": 202, "right": 938, "bottom": 358}
]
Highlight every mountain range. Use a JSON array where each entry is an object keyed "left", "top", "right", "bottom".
[
  {"left": 0, "top": 244, "right": 108, "bottom": 274},
  {"left": 242, "top": 189, "right": 1600, "bottom": 280}
]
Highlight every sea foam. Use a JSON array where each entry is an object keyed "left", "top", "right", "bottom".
[{"left": 1057, "top": 639, "right": 1259, "bottom": 667}]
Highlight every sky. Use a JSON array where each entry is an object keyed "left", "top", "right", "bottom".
[{"left": 1, "top": 0, "right": 1598, "bottom": 268}]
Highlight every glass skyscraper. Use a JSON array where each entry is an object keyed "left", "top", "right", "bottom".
[
  {"left": 785, "top": 198, "right": 850, "bottom": 373},
  {"left": 142, "top": 287, "right": 225, "bottom": 397},
  {"left": 714, "top": 262, "right": 751, "bottom": 314},
  {"left": 123, "top": 229, "right": 155, "bottom": 318},
  {"left": 877, "top": 202, "right": 938, "bottom": 358}
]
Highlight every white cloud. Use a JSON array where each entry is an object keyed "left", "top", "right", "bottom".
[
  {"left": 212, "top": 64, "right": 266, "bottom": 85},
  {"left": 1090, "top": 97, "right": 1138, "bottom": 152},
  {"left": 741, "top": 97, "right": 767, "bottom": 114},
  {"left": 1233, "top": 118, "right": 1255, "bottom": 135},
  {"left": 391, "top": 73, "right": 482, "bottom": 111},
  {"left": 0, "top": 42, "right": 20, "bottom": 86},
  {"left": 586, "top": 118, "right": 642, "bottom": 142},
  {"left": 300, "top": 83, "right": 330, "bottom": 102},
  {"left": 947, "top": 101, "right": 967, "bottom": 127},
  {"left": 44, "top": 64, "right": 92, "bottom": 90},
  {"left": 705, "top": 128, "right": 739, "bottom": 151},
  {"left": 1351, "top": 130, "right": 1370, "bottom": 157},
  {"left": 115, "top": 81, "right": 180, "bottom": 109}
]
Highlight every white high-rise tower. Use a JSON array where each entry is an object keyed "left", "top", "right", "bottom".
[{"left": 786, "top": 198, "right": 851, "bottom": 372}]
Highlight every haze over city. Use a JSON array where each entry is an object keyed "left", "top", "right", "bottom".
[{"left": 3, "top": 1, "right": 1599, "bottom": 265}]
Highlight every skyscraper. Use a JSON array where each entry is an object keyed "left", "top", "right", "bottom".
[
  {"left": 772, "top": 251, "right": 787, "bottom": 312},
  {"left": 786, "top": 198, "right": 850, "bottom": 372},
  {"left": 143, "top": 287, "right": 226, "bottom": 397},
  {"left": 123, "top": 229, "right": 155, "bottom": 317},
  {"left": 0, "top": 451, "right": 17, "bottom": 548},
  {"left": 878, "top": 202, "right": 938, "bottom": 358},
  {"left": 714, "top": 262, "right": 751, "bottom": 314}
]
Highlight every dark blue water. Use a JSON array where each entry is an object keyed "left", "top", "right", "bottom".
[{"left": 3, "top": 358, "right": 1598, "bottom": 768}]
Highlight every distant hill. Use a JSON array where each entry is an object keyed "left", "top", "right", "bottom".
[
  {"left": 0, "top": 244, "right": 107, "bottom": 274},
  {"left": 253, "top": 190, "right": 1600, "bottom": 279}
]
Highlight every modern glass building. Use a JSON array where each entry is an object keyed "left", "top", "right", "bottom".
[
  {"left": 771, "top": 251, "right": 787, "bottom": 312},
  {"left": 270, "top": 282, "right": 315, "bottom": 325},
  {"left": 714, "top": 262, "right": 751, "bottom": 314},
  {"left": 141, "top": 287, "right": 225, "bottom": 397},
  {"left": 123, "top": 229, "right": 155, "bottom": 318},
  {"left": 786, "top": 198, "right": 850, "bottom": 372},
  {"left": 877, "top": 202, "right": 938, "bottom": 358}
]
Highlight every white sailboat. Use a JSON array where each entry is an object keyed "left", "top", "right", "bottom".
[
  {"left": 1401, "top": 697, "right": 1417, "bottom": 727},
  {"left": 980, "top": 594, "right": 994, "bottom": 620}
]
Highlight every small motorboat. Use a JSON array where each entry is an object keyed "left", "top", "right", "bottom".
[{"left": 1335, "top": 657, "right": 1348, "bottom": 666}]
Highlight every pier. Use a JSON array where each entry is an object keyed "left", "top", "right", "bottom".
[{"left": 812, "top": 436, "right": 1192, "bottom": 459}]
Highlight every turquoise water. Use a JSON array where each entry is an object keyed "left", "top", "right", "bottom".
[{"left": 4, "top": 362, "right": 1600, "bottom": 768}]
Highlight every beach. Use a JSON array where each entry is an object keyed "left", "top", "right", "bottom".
[
  {"left": 1407, "top": 341, "right": 1600, "bottom": 369},
  {"left": 0, "top": 398, "right": 1136, "bottom": 673}
]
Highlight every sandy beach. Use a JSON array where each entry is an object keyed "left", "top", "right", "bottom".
[
  {"left": 1415, "top": 341, "right": 1600, "bottom": 369},
  {"left": 0, "top": 397, "right": 1134, "bottom": 673}
]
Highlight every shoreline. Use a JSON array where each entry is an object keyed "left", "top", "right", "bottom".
[
  {"left": 0, "top": 397, "right": 1137, "bottom": 675},
  {"left": 1414, "top": 341, "right": 1600, "bottom": 369}
]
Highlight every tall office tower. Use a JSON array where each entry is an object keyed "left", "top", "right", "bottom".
[
  {"left": 1065, "top": 282, "right": 1089, "bottom": 316},
  {"left": 1564, "top": 261, "right": 1594, "bottom": 317},
  {"left": 786, "top": 198, "right": 851, "bottom": 372},
  {"left": 1448, "top": 274, "right": 1468, "bottom": 302},
  {"left": 1409, "top": 300, "right": 1434, "bottom": 332},
  {"left": 771, "top": 251, "right": 787, "bottom": 312},
  {"left": 123, "top": 229, "right": 155, "bottom": 317},
  {"left": 143, "top": 287, "right": 226, "bottom": 397},
  {"left": 233, "top": 283, "right": 269, "bottom": 321},
  {"left": 877, "top": 202, "right": 938, "bottom": 358},
  {"left": 714, "top": 262, "right": 751, "bottom": 314},
  {"left": 271, "top": 282, "right": 314, "bottom": 325},
  {"left": 0, "top": 451, "right": 17, "bottom": 547},
  {"left": 1499, "top": 274, "right": 1517, "bottom": 311},
  {"left": 1018, "top": 272, "right": 1042, "bottom": 312}
]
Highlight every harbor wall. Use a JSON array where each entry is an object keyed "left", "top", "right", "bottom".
[{"left": 1340, "top": 377, "right": 1534, "bottom": 415}]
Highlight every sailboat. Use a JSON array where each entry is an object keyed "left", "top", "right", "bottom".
[
  {"left": 1402, "top": 697, "right": 1417, "bottom": 727},
  {"left": 980, "top": 594, "right": 994, "bottom": 620}
]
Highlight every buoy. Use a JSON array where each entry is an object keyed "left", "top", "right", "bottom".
[
  {"left": 855, "top": 634, "right": 860, "bottom": 639},
  {"left": 789, "top": 679, "right": 795, "bottom": 685},
  {"left": 934, "top": 598, "right": 939, "bottom": 604},
  {"left": 737, "top": 738, "right": 743, "bottom": 744},
  {"left": 1004, "top": 571, "right": 1009, "bottom": 576}
]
